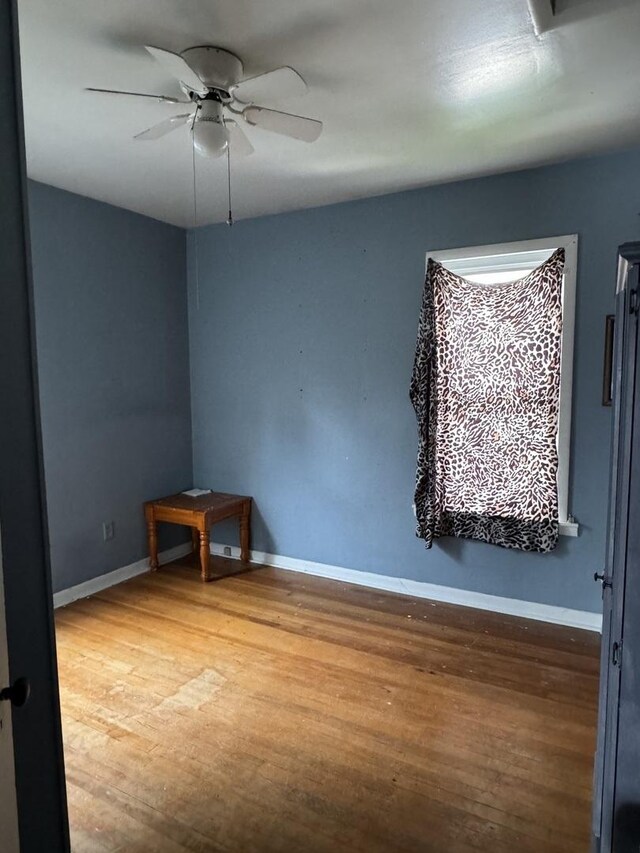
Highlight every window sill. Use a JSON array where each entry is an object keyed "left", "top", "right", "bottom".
[{"left": 559, "top": 520, "right": 579, "bottom": 537}]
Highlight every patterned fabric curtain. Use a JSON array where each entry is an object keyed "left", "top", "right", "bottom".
[{"left": 410, "top": 249, "right": 565, "bottom": 552}]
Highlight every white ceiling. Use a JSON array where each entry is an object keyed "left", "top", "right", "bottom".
[{"left": 17, "top": 0, "right": 640, "bottom": 227}]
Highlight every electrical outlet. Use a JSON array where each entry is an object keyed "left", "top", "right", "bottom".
[
  {"left": 223, "top": 546, "right": 232, "bottom": 557},
  {"left": 102, "top": 521, "right": 115, "bottom": 541}
]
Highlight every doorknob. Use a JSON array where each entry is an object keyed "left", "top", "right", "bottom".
[
  {"left": 594, "top": 571, "right": 612, "bottom": 589},
  {"left": 0, "top": 677, "right": 30, "bottom": 708}
]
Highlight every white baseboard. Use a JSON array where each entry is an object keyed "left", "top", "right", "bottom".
[
  {"left": 210, "top": 542, "right": 603, "bottom": 633},
  {"left": 52, "top": 538, "right": 602, "bottom": 632},
  {"left": 53, "top": 543, "right": 193, "bottom": 609}
]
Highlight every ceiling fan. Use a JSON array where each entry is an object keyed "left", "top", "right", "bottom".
[{"left": 87, "top": 45, "right": 323, "bottom": 158}]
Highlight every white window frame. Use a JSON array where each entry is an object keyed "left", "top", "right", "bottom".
[{"left": 425, "top": 235, "right": 579, "bottom": 537}]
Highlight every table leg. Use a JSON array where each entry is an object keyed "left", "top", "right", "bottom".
[
  {"left": 240, "top": 500, "right": 251, "bottom": 564},
  {"left": 147, "top": 520, "right": 159, "bottom": 571},
  {"left": 199, "top": 529, "right": 211, "bottom": 582},
  {"left": 191, "top": 527, "right": 199, "bottom": 558}
]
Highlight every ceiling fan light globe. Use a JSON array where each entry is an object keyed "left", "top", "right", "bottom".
[
  {"left": 193, "top": 100, "right": 229, "bottom": 158},
  {"left": 193, "top": 121, "right": 228, "bottom": 158}
]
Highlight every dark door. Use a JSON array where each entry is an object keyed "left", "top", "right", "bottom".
[
  {"left": 593, "top": 243, "right": 640, "bottom": 852},
  {"left": 0, "top": 1, "right": 69, "bottom": 850}
]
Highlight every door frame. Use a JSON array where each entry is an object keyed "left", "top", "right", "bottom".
[
  {"left": 0, "top": 0, "right": 69, "bottom": 849},
  {"left": 0, "top": 526, "right": 20, "bottom": 853},
  {"left": 592, "top": 243, "right": 640, "bottom": 851}
]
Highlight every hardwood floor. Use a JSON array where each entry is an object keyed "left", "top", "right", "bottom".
[{"left": 55, "top": 555, "right": 600, "bottom": 853}]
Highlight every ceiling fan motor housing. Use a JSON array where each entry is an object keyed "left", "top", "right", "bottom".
[{"left": 180, "top": 46, "right": 243, "bottom": 95}]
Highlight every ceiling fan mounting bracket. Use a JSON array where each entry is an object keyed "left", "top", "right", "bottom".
[{"left": 184, "top": 88, "right": 230, "bottom": 105}]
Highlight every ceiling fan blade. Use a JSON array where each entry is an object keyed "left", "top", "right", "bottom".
[
  {"left": 232, "top": 67, "right": 307, "bottom": 104},
  {"left": 86, "top": 87, "right": 186, "bottom": 104},
  {"left": 225, "top": 120, "right": 254, "bottom": 157},
  {"left": 144, "top": 45, "right": 208, "bottom": 96},
  {"left": 134, "top": 113, "right": 194, "bottom": 141},
  {"left": 243, "top": 106, "right": 322, "bottom": 143}
]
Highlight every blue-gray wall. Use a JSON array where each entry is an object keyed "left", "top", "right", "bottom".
[
  {"left": 188, "top": 147, "right": 640, "bottom": 614},
  {"left": 29, "top": 181, "right": 192, "bottom": 594}
]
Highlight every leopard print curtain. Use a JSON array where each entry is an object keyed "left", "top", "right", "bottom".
[{"left": 410, "top": 249, "right": 565, "bottom": 552}]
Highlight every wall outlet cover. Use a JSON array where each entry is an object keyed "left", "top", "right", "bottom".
[
  {"left": 223, "top": 546, "right": 232, "bottom": 557},
  {"left": 102, "top": 521, "right": 115, "bottom": 541}
]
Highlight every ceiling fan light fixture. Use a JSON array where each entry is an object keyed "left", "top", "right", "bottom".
[{"left": 193, "top": 101, "right": 228, "bottom": 158}]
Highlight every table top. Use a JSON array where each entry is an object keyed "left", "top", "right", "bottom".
[{"left": 146, "top": 491, "right": 251, "bottom": 513}]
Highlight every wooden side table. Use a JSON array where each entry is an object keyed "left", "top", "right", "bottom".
[{"left": 144, "top": 491, "right": 252, "bottom": 582}]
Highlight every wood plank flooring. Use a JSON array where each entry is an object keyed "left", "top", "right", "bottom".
[{"left": 55, "top": 555, "right": 600, "bottom": 853}]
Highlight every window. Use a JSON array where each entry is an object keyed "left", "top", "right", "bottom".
[{"left": 426, "top": 235, "right": 578, "bottom": 537}]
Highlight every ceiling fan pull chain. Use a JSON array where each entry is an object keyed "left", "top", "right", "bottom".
[
  {"left": 191, "top": 124, "right": 198, "bottom": 229},
  {"left": 226, "top": 145, "right": 233, "bottom": 227},
  {"left": 191, "top": 123, "right": 201, "bottom": 310}
]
